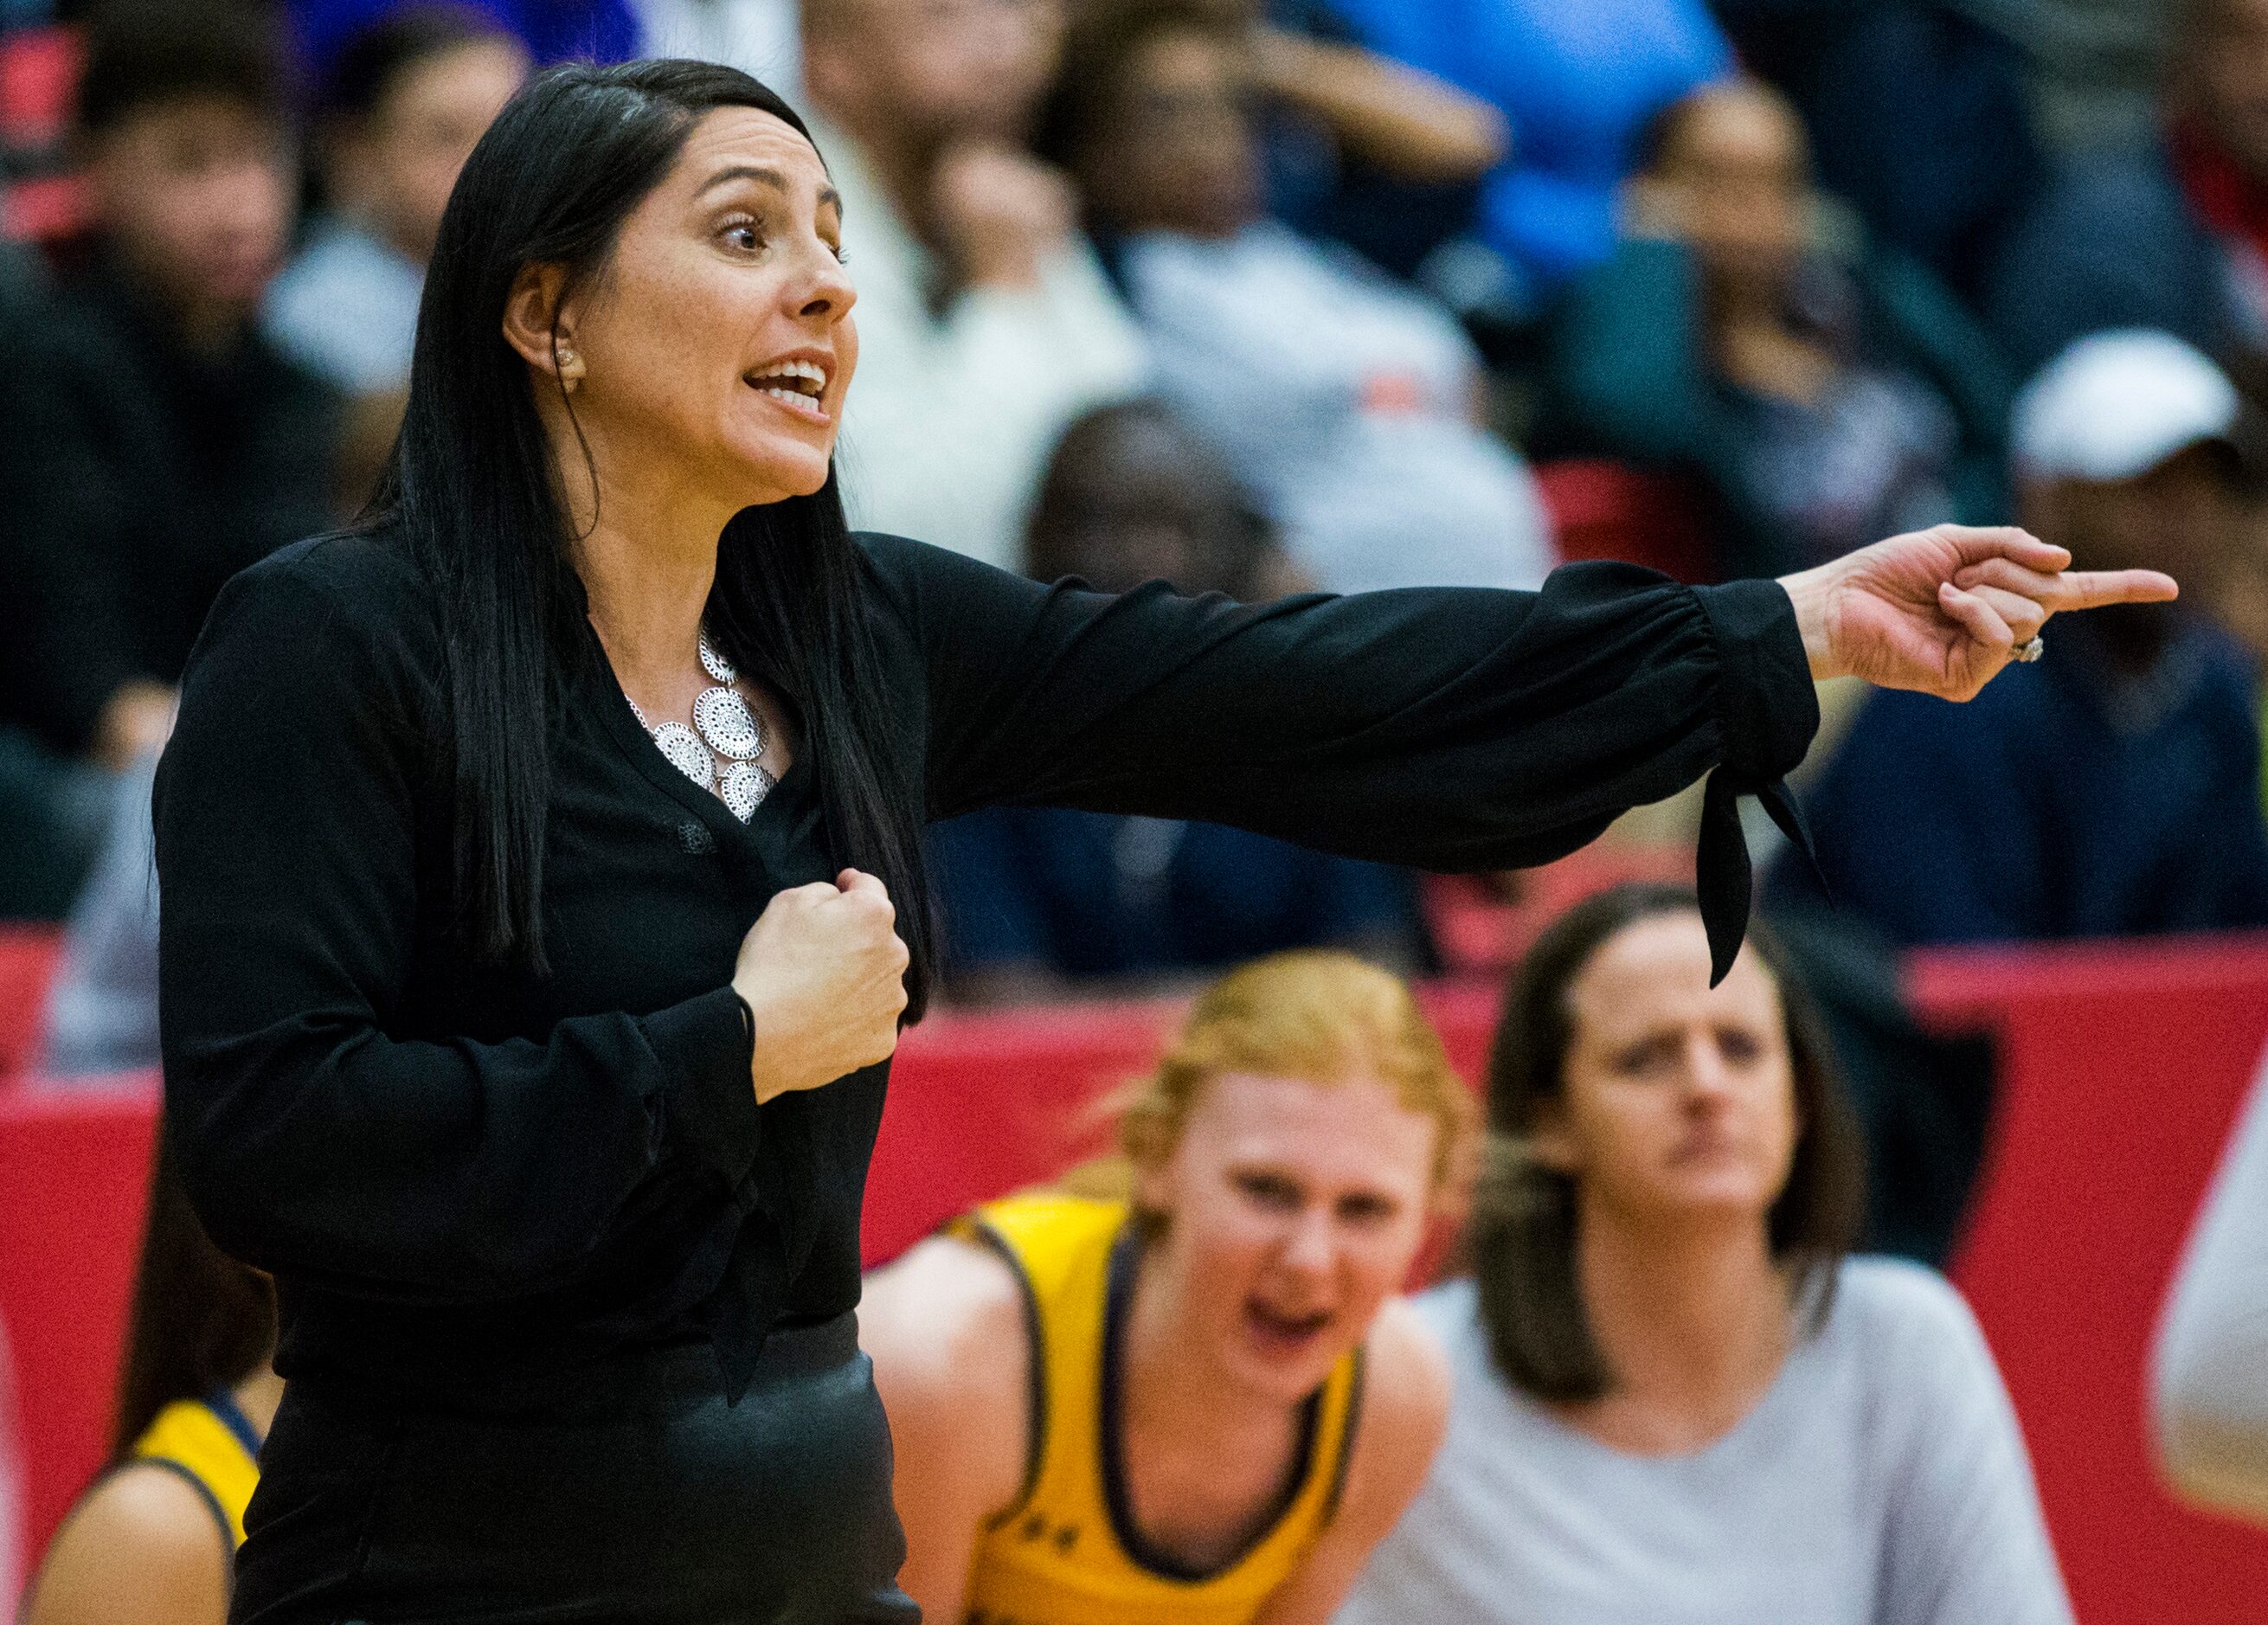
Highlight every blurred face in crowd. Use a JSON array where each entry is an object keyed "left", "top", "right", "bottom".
[
  {"left": 805, "top": 0, "right": 1064, "bottom": 147},
  {"left": 342, "top": 37, "right": 529, "bottom": 266},
  {"left": 1532, "top": 913, "right": 1799, "bottom": 1233},
  {"left": 2021, "top": 442, "right": 2239, "bottom": 585},
  {"left": 1079, "top": 28, "right": 1258, "bottom": 239},
  {"left": 1647, "top": 81, "right": 1810, "bottom": 288},
  {"left": 1134, "top": 1069, "right": 1438, "bottom": 1406},
  {"left": 87, "top": 93, "right": 293, "bottom": 342},
  {"left": 1027, "top": 408, "right": 1263, "bottom": 594},
  {"left": 2183, "top": 0, "right": 2268, "bottom": 182},
  {"left": 508, "top": 106, "right": 857, "bottom": 511}
]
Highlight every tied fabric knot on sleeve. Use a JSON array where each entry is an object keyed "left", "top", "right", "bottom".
[{"left": 1690, "top": 575, "right": 1825, "bottom": 984}]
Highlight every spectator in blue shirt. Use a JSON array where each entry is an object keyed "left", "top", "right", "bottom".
[
  {"left": 287, "top": 0, "right": 633, "bottom": 89},
  {"left": 928, "top": 401, "right": 1426, "bottom": 1002},
  {"left": 1324, "top": 0, "right": 1731, "bottom": 307},
  {"left": 1770, "top": 331, "right": 2268, "bottom": 945}
]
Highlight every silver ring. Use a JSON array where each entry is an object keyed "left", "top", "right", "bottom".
[{"left": 2012, "top": 635, "right": 2045, "bottom": 664}]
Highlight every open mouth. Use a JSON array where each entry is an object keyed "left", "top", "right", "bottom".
[
  {"left": 1669, "top": 1132, "right": 1744, "bottom": 1167},
  {"left": 744, "top": 357, "right": 830, "bottom": 422},
  {"left": 1243, "top": 1298, "right": 1334, "bottom": 1358}
]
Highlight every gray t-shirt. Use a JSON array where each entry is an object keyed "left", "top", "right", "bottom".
[{"left": 1336, "top": 1262, "right": 2072, "bottom": 1625}]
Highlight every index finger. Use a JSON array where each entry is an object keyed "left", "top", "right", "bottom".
[{"left": 2052, "top": 569, "right": 2181, "bottom": 612}]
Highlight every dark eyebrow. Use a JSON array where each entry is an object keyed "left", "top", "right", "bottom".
[{"left": 697, "top": 164, "right": 844, "bottom": 218}]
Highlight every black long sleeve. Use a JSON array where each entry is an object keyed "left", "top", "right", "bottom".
[
  {"left": 157, "top": 526, "right": 1815, "bottom": 1402},
  {"left": 865, "top": 534, "right": 1818, "bottom": 969}
]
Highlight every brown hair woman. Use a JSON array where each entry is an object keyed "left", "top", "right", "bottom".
[{"left": 1337, "top": 885, "right": 2074, "bottom": 1625}]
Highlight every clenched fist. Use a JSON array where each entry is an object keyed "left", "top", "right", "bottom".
[{"left": 733, "top": 870, "right": 911, "bottom": 1104}]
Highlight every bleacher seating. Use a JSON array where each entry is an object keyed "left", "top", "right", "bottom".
[
  {"left": 0, "top": 25, "right": 86, "bottom": 242},
  {"left": 1533, "top": 458, "right": 1721, "bottom": 585},
  {"left": 0, "top": 927, "right": 59, "bottom": 1085}
]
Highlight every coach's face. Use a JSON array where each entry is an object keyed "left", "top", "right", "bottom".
[{"left": 504, "top": 106, "right": 858, "bottom": 511}]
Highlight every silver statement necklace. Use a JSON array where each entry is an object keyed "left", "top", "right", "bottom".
[{"left": 625, "top": 633, "right": 776, "bottom": 821}]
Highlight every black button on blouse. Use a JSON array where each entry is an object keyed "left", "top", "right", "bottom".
[{"left": 154, "top": 527, "right": 1818, "bottom": 1404}]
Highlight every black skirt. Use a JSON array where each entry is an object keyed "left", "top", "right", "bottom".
[{"left": 230, "top": 1315, "right": 917, "bottom": 1624}]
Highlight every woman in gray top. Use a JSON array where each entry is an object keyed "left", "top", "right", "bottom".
[{"left": 1336, "top": 885, "right": 2072, "bottom": 1625}]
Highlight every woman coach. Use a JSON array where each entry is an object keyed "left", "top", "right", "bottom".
[{"left": 151, "top": 58, "right": 2171, "bottom": 1624}]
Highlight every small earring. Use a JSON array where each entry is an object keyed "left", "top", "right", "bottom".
[{"left": 557, "top": 348, "right": 585, "bottom": 393}]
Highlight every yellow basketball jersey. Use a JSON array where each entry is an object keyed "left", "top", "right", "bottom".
[
  {"left": 954, "top": 1193, "right": 1363, "bottom": 1625},
  {"left": 131, "top": 1392, "right": 262, "bottom": 1547}
]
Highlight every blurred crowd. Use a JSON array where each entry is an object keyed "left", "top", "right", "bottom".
[{"left": 8, "top": 0, "right": 2268, "bottom": 1066}]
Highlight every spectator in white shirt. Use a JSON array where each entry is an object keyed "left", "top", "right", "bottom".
[
  {"left": 265, "top": 5, "right": 526, "bottom": 499},
  {"left": 1044, "top": 2, "right": 1552, "bottom": 593},
  {"left": 800, "top": 0, "right": 1146, "bottom": 571},
  {"left": 630, "top": 0, "right": 802, "bottom": 99}
]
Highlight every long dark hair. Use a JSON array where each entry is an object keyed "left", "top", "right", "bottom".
[
  {"left": 365, "top": 59, "right": 935, "bottom": 1012},
  {"left": 1471, "top": 884, "right": 1865, "bottom": 1403},
  {"left": 113, "top": 1131, "right": 276, "bottom": 1455}
]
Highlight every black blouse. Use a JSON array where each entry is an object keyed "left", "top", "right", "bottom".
[{"left": 154, "top": 529, "right": 1817, "bottom": 1405}]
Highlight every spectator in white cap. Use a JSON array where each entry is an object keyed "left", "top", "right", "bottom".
[{"left": 1769, "top": 329, "right": 2268, "bottom": 944}]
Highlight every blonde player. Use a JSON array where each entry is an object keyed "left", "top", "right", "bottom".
[{"left": 860, "top": 952, "right": 1467, "bottom": 1624}]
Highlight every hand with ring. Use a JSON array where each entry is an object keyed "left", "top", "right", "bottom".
[{"left": 1778, "top": 523, "right": 2178, "bottom": 701}]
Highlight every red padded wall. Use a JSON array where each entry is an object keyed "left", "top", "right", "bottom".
[
  {"left": 8, "top": 940, "right": 2268, "bottom": 1619},
  {"left": 1915, "top": 937, "right": 2268, "bottom": 1623},
  {"left": 0, "top": 1080, "right": 157, "bottom": 1572}
]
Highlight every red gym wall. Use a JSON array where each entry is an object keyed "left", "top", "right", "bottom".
[{"left": 4, "top": 934, "right": 2267, "bottom": 1619}]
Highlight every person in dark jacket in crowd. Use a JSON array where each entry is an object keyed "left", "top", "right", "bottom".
[
  {"left": 0, "top": 4, "right": 341, "bottom": 917},
  {"left": 1712, "top": 0, "right": 2040, "bottom": 305},
  {"left": 927, "top": 401, "right": 1428, "bottom": 1003},
  {"left": 1771, "top": 331, "right": 2268, "bottom": 946},
  {"left": 1546, "top": 79, "right": 2012, "bottom": 582},
  {"left": 1322, "top": 0, "right": 1732, "bottom": 307},
  {"left": 1989, "top": 0, "right": 2268, "bottom": 379}
]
